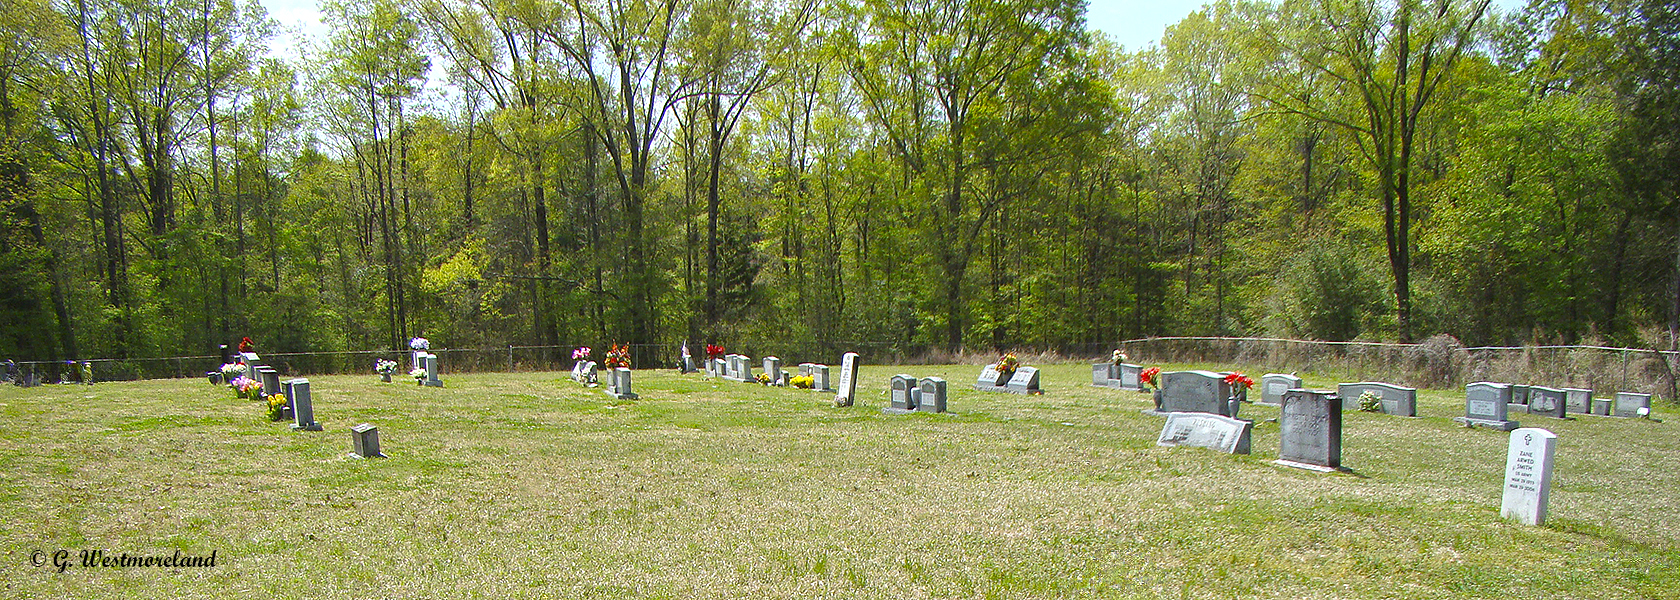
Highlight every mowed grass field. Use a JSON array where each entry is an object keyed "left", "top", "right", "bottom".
[{"left": 2, "top": 362, "right": 1678, "bottom": 599}]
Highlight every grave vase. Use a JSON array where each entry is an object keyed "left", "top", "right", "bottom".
[
  {"left": 380, "top": 373, "right": 392, "bottom": 383},
  {"left": 1152, "top": 389, "right": 1163, "bottom": 410}
]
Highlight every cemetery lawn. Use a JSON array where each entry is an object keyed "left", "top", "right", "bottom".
[{"left": 4, "top": 364, "right": 1679, "bottom": 599}]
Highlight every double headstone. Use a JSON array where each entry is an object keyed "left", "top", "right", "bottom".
[
  {"left": 1613, "top": 392, "right": 1651, "bottom": 418},
  {"left": 974, "top": 364, "right": 1042, "bottom": 395},
  {"left": 1336, "top": 381, "right": 1418, "bottom": 417},
  {"left": 1527, "top": 386, "right": 1568, "bottom": 419},
  {"left": 1454, "top": 382, "right": 1521, "bottom": 431},
  {"left": 606, "top": 368, "right": 638, "bottom": 400},
  {"left": 1156, "top": 412, "right": 1252, "bottom": 454},
  {"left": 285, "top": 378, "right": 322, "bottom": 431},
  {"left": 1259, "top": 374, "right": 1304, "bottom": 406},
  {"left": 834, "top": 352, "right": 859, "bottom": 407},
  {"left": 1149, "top": 370, "right": 1234, "bottom": 417},
  {"left": 350, "top": 423, "right": 384, "bottom": 458},
  {"left": 1005, "top": 367, "right": 1043, "bottom": 395},
  {"left": 1500, "top": 428, "right": 1558, "bottom": 526},
  {"left": 1274, "top": 389, "right": 1342, "bottom": 472},
  {"left": 1091, "top": 363, "right": 1144, "bottom": 391}
]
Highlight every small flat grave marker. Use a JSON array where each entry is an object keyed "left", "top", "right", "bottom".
[{"left": 1156, "top": 412, "right": 1252, "bottom": 455}]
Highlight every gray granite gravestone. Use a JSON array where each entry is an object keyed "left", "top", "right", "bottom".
[
  {"left": 890, "top": 375, "right": 918, "bottom": 410},
  {"left": 1149, "top": 370, "right": 1232, "bottom": 416},
  {"left": 1455, "top": 382, "right": 1521, "bottom": 430},
  {"left": 1259, "top": 373, "right": 1304, "bottom": 406},
  {"left": 1613, "top": 392, "right": 1651, "bottom": 418},
  {"left": 423, "top": 353, "right": 444, "bottom": 387},
  {"left": 1005, "top": 367, "right": 1043, "bottom": 395},
  {"left": 1117, "top": 363, "right": 1143, "bottom": 391},
  {"left": 918, "top": 377, "right": 948, "bottom": 413},
  {"left": 974, "top": 364, "right": 1010, "bottom": 392},
  {"left": 1336, "top": 381, "right": 1418, "bottom": 417},
  {"left": 1563, "top": 388, "right": 1592, "bottom": 414},
  {"left": 1156, "top": 412, "right": 1252, "bottom": 454},
  {"left": 257, "top": 367, "right": 281, "bottom": 399},
  {"left": 1592, "top": 397, "right": 1612, "bottom": 415},
  {"left": 835, "top": 352, "right": 859, "bottom": 407},
  {"left": 1275, "top": 389, "right": 1342, "bottom": 472},
  {"left": 287, "top": 379, "right": 323, "bottom": 431},
  {"left": 1500, "top": 428, "right": 1558, "bottom": 526},
  {"left": 1092, "top": 363, "right": 1116, "bottom": 386},
  {"left": 606, "top": 368, "right": 638, "bottom": 400},
  {"left": 811, "top": 364, "right": 832, "bottom": 392},
  {"left": 763, "top": 357, "right": 781, "bottom": 381},
  {"left": 1510, "top": 384, "right": 1531, "bottom": 406},
  {"left": 798, "top": 363, "right": 815, "bottom": 376},
  {"left": 1527, "top": 386, "right": 1568, "bottom": 419},
  {"left": 350, "top": 423, "right": 384, "bottom": 458}
]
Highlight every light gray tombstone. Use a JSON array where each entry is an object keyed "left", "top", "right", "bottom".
[
  {"left": 763, "top": 357, "right": 781, "bottom": 380},
  {"left": 890, "top": 375, "right": 919, "bottom": 410},
  {"left": 1336, "top": 381, "right": 1418, "bottom": 417},
  {"left": 1455, "top": 382, "right": 1521, "bottom": 431},
  {"left": 1151, "top": 370, "right": 1232, "bottom": 417},
  {"left": 1275, "top": 389, "right": 1342, "bottom": 472},
  {"left": 1592, "top": 397, "right": 1612, "bottom": 415},
  {"left": 1563, "top": 388, "right": 1592, "bottom": 414},
  {"left": 288, "top": 378, "right": 322, "bottom": 431},
  {"left": 1614, "top": 392, "right": 1651, "bottom": 418},
  {"left": 835, "top": 352, "right": 860, "bottom": 407},
  {"left": 423, "top": 353, "right": 444, "bottom": 387},
  {"left": 975, "top": 364, "right": 1007, "bottom": 391},
  {"left": 1500, "top": 428, "right": 1558, "bottom": 526},
  {"left": 1510, "top": 384, "right": 1531, "bottom": 406},
  {"left": 350, "top": 423, "right": 384, "bottom": 458},
  {"left": 278, "top": 379, "right": 296, "bottom": 420},
  {"left": 606, "top": 367, "right": 638, "bottom": 400},
  {"left": 1092, "top": 363, "right": 1115, "bottom": 386},
  {"left": 918, "top": 377, "right": 948, "bottom": 413},
  {"left": 681, "top": 354, "right": 694, "bottom": 374},
  {"left": 257, "top": 367, "right": 281, "bottom": 399},
  {"left": 583, "top": 361, "right": 598, "bottom": 384},
  {"left": 1528, "top": 386, "right": 1567, "bottom": 419},
  {"left": 571, "top": 361, "right": 583, "bottom": 381},
  {"left": 811, "top": 364, "right": 832, "bottom": 392},
  {"left": 1118, "top": 363, "right": 1143, "bottom": 391},
  {"left": 798, "top": 363, "right": 816, "bottom": 376},
  {"left": 1259, "top": 373, "right": 1304, "bottom": 406},
  {"left": 1005, "top": 367, "right": 1043, "bottom": 395},
  {"left": 1156, "top": 412, "right": 1252, "bottom": 454}
]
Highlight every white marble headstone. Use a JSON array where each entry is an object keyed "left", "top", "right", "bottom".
[{"left": 1500, "top": 427, "right": 1558, "bottom": 526}]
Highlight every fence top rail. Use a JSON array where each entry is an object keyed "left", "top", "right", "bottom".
[{"left": 1122, "top": 336, "right": 1680, "bottom": 356}]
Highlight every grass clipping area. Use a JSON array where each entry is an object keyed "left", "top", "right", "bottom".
[{"left": 3, "top": 363, "right": 1677, "bottom": 599}]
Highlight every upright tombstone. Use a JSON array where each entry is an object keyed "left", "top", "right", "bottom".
[
  {"left": 350, "top": 423, "right": 385, "bottom": 458},
  {"left": 1613, "top": 392, "right": 1652, "bottom": 418},
  {"left": 1156, "top": 412, "right": 1252, "bottom": 455},
  {"left": 1509, "top": 384, "right": 1531, "bottom": 407},
  {"left": 1500, "top": 428, "right": 1558, "bottom": 526},
  {"left": 834, "top": 352, "right": 860, "bottom": 407},
  {"left": 1592, "top": 397, "right": 1613, "bottom": 416},
  {"left": 810, "top": 364, "right": 833, "bottom": 392},
  {"left": 287, "top": 379, "right": 323, "bottom": 431},
  {"left": 239, "top": 352, "right": 262, "bottom": 379},
  {"left": 679, "top": 343, "right": 695, "bottom": 374},
  {"left": 422, "top": 353, "right": 444, "bottom": 387},
  {"left": 257, "top": 367, "right": 281, "bottom": 399},
  {"left": 1005, "top": 367, "right": 1043, "bottom": 395},
  {"left": 1092, "top": 363, "right": 1116, "bottom": 386},
  {"left": 1563, "top": 388, "right": 1593, "bottom": 415},
  {"left": 1117, "top": 363, "right": 1143, "bottom": 391},
  {"left": 1274, "top": 389, "right": 1342, "bottom": 472},
  {"left": 1454, "top": 382, "right": 1521, "bottom": 431},
  {"left": 1527, "top": 386, "right": 1568, "bottom": 419},
  {"left": 571, "top": 361, "right": 584, "bottom": 381},
  {"left": 581, "top": 361, "right": 598, "bottom": 385},
  {"left": 1336, "top": 381, "right": 1418, "bottom": 417},
  {"left": 763, "top": 357, "right": 782, "bottom": 382},
  {"left": 974, "top": 364, "right": 1010, "bottom": 392},
  {"left": 1149, "top": 370, "right": 1233, "bottom": 417},
  {"left": 889, "top": 375, "right": 919, "bottom": 410},
  {"left": 917, "top": 377, "right": 948, "bottom": 413},
  {"left": 1259, "top": 373, "right": 1304, "bottom": 406},
  {"left": 606, "top": 368, "right": 639, "bottom": 400}
]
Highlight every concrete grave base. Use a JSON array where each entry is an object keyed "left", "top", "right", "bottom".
[
  {"left": 1272, "top": 459, "right": 1344, "bottom": 473},
  {"left": 1453, "top": 416, "right": 1521, "bottom": 431}
]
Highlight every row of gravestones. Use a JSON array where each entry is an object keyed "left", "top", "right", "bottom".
[
  {"left": 222, "top": 353, "right": 385, "bottom": 458},
  {"left": 9, "top": 361, "right": 95, "bottom": 386},
  {"left": 975, "top": 364, "right": 1043, "bottom": 395},
  {"left": 1455, "top": 383, "right": 1653, "bottom": 430},
  {"left": 410, "top": 351, "right": 446, "bottom": 387},
  {"left": 885, "top": 375, "right": 949, "bottom": 414},
  {"left": 704, "top": 354, "right": 838, "bottom": 392}
]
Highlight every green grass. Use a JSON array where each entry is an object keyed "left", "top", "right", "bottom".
[{"left": 2, "top": 362, "right": 1677, "bottom": 598}]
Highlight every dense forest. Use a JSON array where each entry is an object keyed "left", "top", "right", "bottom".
[{"left": 0, "top": 0, "right": 1676, "bottom": 366}]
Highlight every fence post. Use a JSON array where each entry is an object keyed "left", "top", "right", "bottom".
[
  {"left": 507, "top": 346, "right": 514, "bottom": 373},
  {"left": 1622, "top": 350, "right": 1629, "bottom": 392}
]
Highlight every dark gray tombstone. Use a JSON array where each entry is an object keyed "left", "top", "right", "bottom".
[
  {"left": 1613, "top": 392, "right": 1651, "bottom": 418},
  {"left": 1510, "top": 384, "right": 1531, "bottom": 406},
  {"left": 423, "top": 353, "right": 444, "bottom": 387},
  {"left": 1528, "top": 386, "right": 1568, "bottom": 419},
  {"left": 257, "top": 367, "right": 281, "bottom": 399},
  {"left": 1156, "top": 412, "right": 1252, "bottom": 454},
  {"left": 1275, "top": 389, "right": 1342, "bottom": 472},
  {"left": 974, "top": 364, "right": 1009, "bottom": 392},
  {"left": 350, "top": 423, "right": 384, "bottom": 458},
  {"left": 1563, "top": 388, "right": 1592, "bottom": 414},
  {"left": 835, "top": 352, "right": 859, "bottom": 407},
  {"left": 1454, "top": 382, "right": 1520, "bottom": 431},
  {"left": 1259, "top": 374, "right": 1304, "bottom": 406},
  {"left": 1336, "top": 381, "right": 1418, "bottom": 417},
  {"left": 890, "top": 375, "right": 919, "bottom": 410},
  {"left": 1592, "top": 397, "right": 1612, "bottom": 416},
  {"left": 288, "top": 379, "right": 323, "bottom": 431},
  {"left": 918, "top": 377, "right": 948, "bottom": 413},
  {"left": 1005, "top": 367, "right": 1043, "bottom": 395},
  {"left": 1150, "top": 370, "right": 1232, "bottom": 416}
]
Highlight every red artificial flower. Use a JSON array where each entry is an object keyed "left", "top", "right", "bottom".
[
  {"left": 238, "top": 337, "right": 254, "bottom": 352},
  {"left": 1140, "top": 367, "right": 1161, "bottom": 386},
  {"left": 1224, "top": 372, "right": 1255, "bottom": 390}
]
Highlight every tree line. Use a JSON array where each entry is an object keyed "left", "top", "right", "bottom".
[{"left": 0, "top": 0, "right": 1676, "bottom": 366}]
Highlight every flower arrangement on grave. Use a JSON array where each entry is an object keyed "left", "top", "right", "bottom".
[
  {"left": 1359, "top": 390, "right": 1383, "bottom": 412},
  {"left": 409, "top": 366, "right": 427, "bottom": 382},
  {"left": 1111, "top": 350, "right": 1128, "bottom": 365},
  {"left": 374, "top": 359, "right": 399, "bottom": 375},
  {"left": 755, "top": 372, "right": 772, "bottom": 385},
  {"left": 230, "top": 376, "right": 261, "bottom": 399},
  {"left": 997, "top": 353, "right": 1020, "bottom": 375},
  {"left": 603, "top": 343, "right": 631, "bottom": 370},
  {"left": 705, "top": 344, "right": 725, "bottom": 360},
  {"left": 790, "top": 374, "right": 815, "bottom": 389},
  {"left": 1140, "top": 367, "right": 1161, "bottom": 391},
  {"left": 572, "top": 347, "right": 592, "bottom": 362},
  {"left": 409, "top": 337, "right": 430, "bottom": 351},
  {"left": 265, "top": 393, "right": 289, "bottom": 421},
  {"left": 1223, "top": 372, "right": 1255, "bottom": 391},
  {"left": 238, "top": 336, "right": 255, "bottom": 353},
  {"left": 219, "top": 362, "right": 244, "bottom": 381}
]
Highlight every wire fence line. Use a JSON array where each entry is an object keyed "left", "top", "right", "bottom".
[{"left": 6, "top": 336, "right": 1677, "bottom": 401}]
